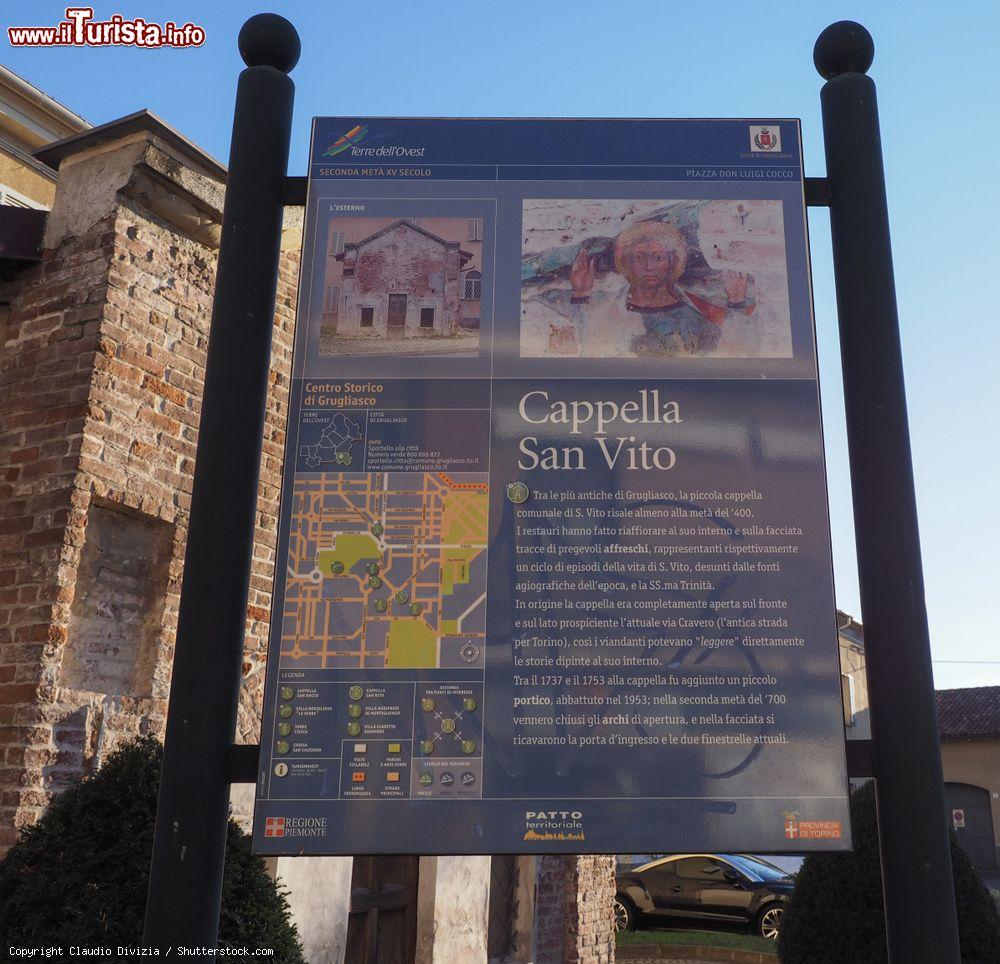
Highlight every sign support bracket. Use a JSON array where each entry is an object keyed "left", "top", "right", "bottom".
[
  {"left": 228, "top": 744, "right": 262, "bottom": 784},
  {"left": 284, "top": 175, "right": 307, "bottom": 206},
  {"left": 804, "top": 176, "right": 830, "bottom": 207}
]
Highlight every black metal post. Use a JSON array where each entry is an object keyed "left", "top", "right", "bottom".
[
  {"left": 815, "top": 22, "right": 961, "bottom": 963},
  {"left": 143, "top": 14, "right": 299, "bottom": 950}
]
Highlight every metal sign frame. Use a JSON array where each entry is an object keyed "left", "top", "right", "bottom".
[{"left": 142, "top": 16, "right": 962, "bottom": 963}]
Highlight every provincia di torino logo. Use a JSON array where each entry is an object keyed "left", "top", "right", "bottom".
[{"left": 7, "top": 7, "right": 206, "bottom": 48}]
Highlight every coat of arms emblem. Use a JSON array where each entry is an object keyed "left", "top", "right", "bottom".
[{"left": 750, "top": 125, "right": 782, "bottom": 152}]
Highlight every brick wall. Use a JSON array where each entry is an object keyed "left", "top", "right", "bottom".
[
  {"left": 0, "top": 221, "right": 113, "bottom": 847},
  {"left": 535, "top": 855, "right": 616, "bottom": 964},
  {"left": 0, "top": 130, "right": 299, "bottom": 847}
]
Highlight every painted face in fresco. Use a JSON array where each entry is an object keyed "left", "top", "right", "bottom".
[{"left": 622, "top": 240, "right": 678, "bottom": 303}]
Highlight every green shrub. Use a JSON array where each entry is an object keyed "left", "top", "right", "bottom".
[
  {"left": 778, "top": 780, "right": 1000, "bottom": 964},
  {"left": 0, "top": 737, "right": 305, "bottom": 962}
]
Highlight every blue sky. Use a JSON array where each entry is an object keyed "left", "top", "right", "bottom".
[{"left": 3, "top": 1, "right": 998, "bottom": 689}]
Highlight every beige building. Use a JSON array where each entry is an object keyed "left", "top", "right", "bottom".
[
  {"left": 824, "top": 614, "right": 998, "bottom": 873},
  {"left": 0, "top": 65, "right": 89, "bottom": 209},
  {"left": 937, "top": 687, "right": 1000, "bottom": 871},
  {"left": 838, "top": 611, "right": 870, "bottom": 741}
]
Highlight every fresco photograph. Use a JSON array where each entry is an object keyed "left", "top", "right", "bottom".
[{"left": 520, "top": 198, "right": 793, "bottom": 359}]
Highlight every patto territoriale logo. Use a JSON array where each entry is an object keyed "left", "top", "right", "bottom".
[{"left": 523, "top": 809, "right": 586, "bottom": 842}]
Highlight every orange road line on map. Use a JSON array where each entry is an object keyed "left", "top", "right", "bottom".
[{"left": 437, "top": 473, "right": 488, "bottom": 491}]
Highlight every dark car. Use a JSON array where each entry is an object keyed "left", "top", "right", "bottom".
[{"left": 614, "top": 853, "right": 794, "bottom": 940}]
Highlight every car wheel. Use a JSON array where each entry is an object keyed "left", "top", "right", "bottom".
[
  {"left": 757, "top": 903, "right": 783, "bottom": 940},
  {"left": 613, "top": 896, "right": 637, "bottom": 932}
]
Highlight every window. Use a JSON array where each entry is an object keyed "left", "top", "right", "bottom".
[
  {"left": 0, "top": 182, "right": 46, "bottom": 210},
  {"left": 324, "top": 284, "right": 339, "bottom": 313},
  {"left": 675, "top": 858, "right": 726, "bottom": 883},
  {"left": 468, "top": 218, "right": 483, "bottom": 241},
  {"left": 842, "top": 673, "right": 856, "bottom": 725},
  {"left": 420, "top": 307, "right": 435, "bottom": 328},
  {"left": 463, "top": 270, "right": 482, "bottom": 301},
  {"left": 726, "top": 854, "right": 787, "bottom": 883},
  {"left": 0, "top": 190, "right": 29, "bottom": 208},
  {"left": 329, "top": 230, "right": 345, "bottom": 256},
  {"left": 360, "top": 306, "right": 374, "bottom": 328}
]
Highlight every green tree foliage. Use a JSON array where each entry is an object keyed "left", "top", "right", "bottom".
[
  {"left": 779, "top": 780, "right": 1000, "bottom": 964},
  {"left": 0, "top": 737, "right": 305, "bottom": 962}
]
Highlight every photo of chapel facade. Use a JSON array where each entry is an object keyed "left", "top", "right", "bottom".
[{"left": 319, "top": 216, "right": 483, "bottom": 353}]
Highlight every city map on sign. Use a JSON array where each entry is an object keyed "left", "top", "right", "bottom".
[{"left": 279, "top": 471, "right": 489, "bottom": 670}]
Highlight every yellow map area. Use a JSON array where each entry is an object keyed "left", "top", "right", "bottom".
[{"left": 280, "top": 472, "right": 489, "bottom": 670}]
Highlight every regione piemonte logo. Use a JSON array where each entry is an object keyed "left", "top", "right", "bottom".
[
  {"left": 750, "top": 125, "right": 781, "bottom": 152},
  {"left": 262, "top": 815, "right": 328, "bottom": 839},
  {"left": 324, "top": 124, "right": 370, "bottom": 156}
]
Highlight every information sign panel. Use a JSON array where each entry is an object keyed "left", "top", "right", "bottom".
[{"left": 252, "top": 118, "right": 851, "bottom": 854}]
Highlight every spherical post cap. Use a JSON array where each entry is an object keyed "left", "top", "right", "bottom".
[
  {"left": 814, "top": 21, "right": 874, "bottom": 79},
  {"left": 238, "top": 14, "right": 300, "bottom": 73}
]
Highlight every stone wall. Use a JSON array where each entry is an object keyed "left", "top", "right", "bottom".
[
  {"left": 568, "top": 856, "right": 617, "bottom": 964},
  {"left": 60, "top": 500, "right": 173, "bottom": 696}
]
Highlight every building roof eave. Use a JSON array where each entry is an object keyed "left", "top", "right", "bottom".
[
  {"left": 346, "top": 218, "right": 463, "bottom": 252},
  {"left": 35, "top": 108, "right": 226, "bottom": 184},
  {"left": 936, "top": 685, "right": 1000, "bottom": 742},
  {"left": 0, "top": 64, "right": 90, "bottom": 146}
]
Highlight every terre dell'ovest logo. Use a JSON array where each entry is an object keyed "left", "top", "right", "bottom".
[
  {"left": 324, "top": 124, "right": 370, "bottom": 156},
  {"left": 323, "top": 125, "right": 427, "bottom": 159}
]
